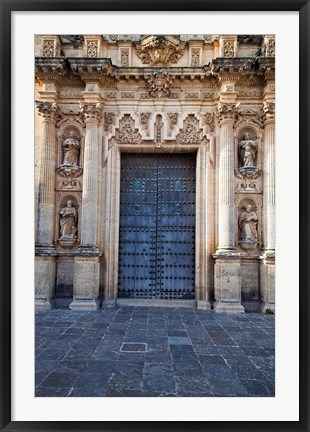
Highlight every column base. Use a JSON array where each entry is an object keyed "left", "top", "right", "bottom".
[
  {"left": 102, "top": 299, "right": 116, "bottom": 308},
  {"left": 196, "top": 300, "right": 212, "bottom": 310},
  {"left": 35, "top": 297, "right": 55, "bottom": 310},
  {"left": 260, "top": 301, "right": 275, "bottom": 314},
  {"left": 214, "top": 301, "right": 244, "bottom": 314},
  {"left": 69, "top": 299, "right": 99, "bottom": 311}
]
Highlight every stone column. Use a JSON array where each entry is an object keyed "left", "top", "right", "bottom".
[
  {"left": 260, "top": 100, "right": 275, "bottom": 312},
  {"left": 35, "top": 101, "right": 58, "bottom": 309},
  {"left": 70, "top": 101, "right": 102, "bottom": 310},
  {"left": 213, "top": 101, "right": 244, "bottom": 313}
]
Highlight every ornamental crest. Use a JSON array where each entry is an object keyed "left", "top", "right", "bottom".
[
  {"left": 136, "top": 35, "right": 184, "bottom": 66},
  {"left": 146, "top": 70, "right": 173, "bottom": 99},
  {"left": 115, "top": 115, "right": 142, "bottom": 144}
]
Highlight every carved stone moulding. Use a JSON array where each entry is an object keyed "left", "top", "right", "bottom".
[
  {"left": 58, "top": 237, "right": 78, "bottom": 249},
  {"left": 238, "top": 240, "right": 258, "bottom": 251},
  {"left": 136, "top": 35, "right": 185, "bottom": 66},
  {"left": 236, "top": 167, "right": 261, "bottom": 179},
  {"left": 146, "top": 70, "right": 173, "bottom": 98},
  {"left": 211, "top": 57, "right": 254, "bottom": 74},
  {"left": 57, "top": 165, "right": 83, "bottom": 178},
  {"left": 35, "top": 58, "right": 68, "bottom": 78}
]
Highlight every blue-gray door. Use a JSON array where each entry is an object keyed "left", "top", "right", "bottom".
[{"left": 118, "top": 153, "right": 196, "bottom": 300}]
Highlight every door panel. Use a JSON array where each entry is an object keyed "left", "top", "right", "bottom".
[{"left": 118, "top": 153, "right": 196, "bottom": 300}]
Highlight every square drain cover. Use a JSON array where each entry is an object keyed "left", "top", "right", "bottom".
[{"left": 121, "top": 343, "right": 147, "bottom": 352}]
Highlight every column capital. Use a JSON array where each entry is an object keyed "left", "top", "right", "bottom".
[
  {"left": 35, "top": 101, "right": 59, "bottom": 121},
  {"left": 217, "top": 101, "right": 240, "bottom": 125},
  {"left": 263, "top": 100, "right": 275, "bottom": 124},
  {"left": 79, "top": 101, "right": 102, "bottom": 124}
]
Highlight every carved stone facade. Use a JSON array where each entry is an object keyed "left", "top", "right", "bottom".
[{"left": 35, "top": 34, "right": 275, "bottom": 313}]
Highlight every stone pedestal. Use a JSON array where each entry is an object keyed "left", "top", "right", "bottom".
[
  {"left": 259, "top": 253, "right": 275, "bottom": 312},
  {"left": 35, "top": 256, "right": 56, "bottom": 309},
  {"left": 70, "top": 256, "right": 100, "bottom": 310},
  {"left": 213, "top": 256, "right": 244, "bottom": 313},
  {"left": 197, "top": 301, "right": 212, "bottom": 310}
]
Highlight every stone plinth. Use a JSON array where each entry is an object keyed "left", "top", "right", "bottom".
[
  {"left": 70, "top": 256, "right": 100, "bottom": 310},
  {"left": 35, "top": 256, "right": 56, "bottom": 309},
  {"left": 213, "top": 255, "right": 244, "bottom": 313}
]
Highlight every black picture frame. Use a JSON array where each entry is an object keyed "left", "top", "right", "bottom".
[{"left": 1, "top": 1, "right": 309, "bottom": 431}]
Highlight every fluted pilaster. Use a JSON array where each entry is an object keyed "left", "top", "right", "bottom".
[
  {"left": 36, "top": 101, "right": 58, "bottom": 246},
  {"left": 262, "top": 100, "right": 275, "bottom": 252},
  {"left": 217, "top": 101, "right": 239, "bottom": 251},
  {"left": 79, "top": 101, "right": 102, "bottom": 248}
]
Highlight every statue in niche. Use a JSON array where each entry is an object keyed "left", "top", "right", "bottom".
[
  {"left": 59, "top": 200, "right": 77, "bottom": 239},
  {"left": 62, "top": 131, "right": 80, "bottom": 166},
  {"left": 239, "top": 205, "right": 258, "bottom": 242},
  {"left": 239, "top": 133, "right": 257, "bottom": 168}
]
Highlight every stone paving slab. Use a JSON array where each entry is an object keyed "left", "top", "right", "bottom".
[{"left": 35, "top": 306, "right": 275, "bottom": 397}]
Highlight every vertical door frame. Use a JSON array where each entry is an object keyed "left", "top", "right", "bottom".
[{"left": 103, "top": 143, "right": 209, "bottom": 306}]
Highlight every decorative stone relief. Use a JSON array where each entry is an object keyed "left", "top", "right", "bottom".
[
  {"left": 204, "top": 112, "right": 215, "bottom": 132},
  {"left": 155, "top": 115, "right": 163, "bottom": 147},
  {"left": 146, "top": 70, "right": 173, "bottom": 98},
  {"left": 115, "top": 115, "right": 142, "bottom": 144},
  {"left": 203, "top": 35, "right": 213, "bottom": 41},
  {"left": 36, "top": 101, "right": 58, "bottom": 119},
  {"left": 263, "top": 100, "right": 275, "bottom": 121},
  {"left": 56, "top": 178, "right": 82, "bottom": 191},
  {"left": 217, "top": 101, "right": 240, "bottom": 124},
  {"left": 238, "top": 89, "right": 262, "bottom": 98},
  {"left": 121, "top": 92, "right": 135, "bottom": 99},
  {"left": 87, "top": 41, "right": 98, "bottom": 57},
  {"left": 223, "top": 41, "right": 235, "bottom": 57},
  {"left": 79, "top": 102, "right": 102, "bottom": 123},
  {"left": 234, "top": 169, "right": 261, "bottom": 193},
  {"left": 185, "top": 92, "right": 199, "bottom": 99},
  {"left": 104, "top": 112, "right": 115, "bottom": 132},
  {"left": 176, "top": 115, "right": 204, "bottom": 145},
  {"left": 168, "top": 112, "right": 178, "bottom": 128},
  {"left": 120, "top": 48, "right": 130, "bottom": 66},
  {"left": 105, "top": 92, "right": 117, "bottom": 99},
  {"left": 203, "top": 92, "right": 214, "bottom": 99},
  {"left": 58, "top": 200, "right": 78, "bottom": 248},
  {"left": 43, "top": 40, "right": 55, "bottom": 57},
  {"left": 191, "top": 48, "right": 201, "bottom": 66},
  {"left": 238, "top": 205, "right": 258, "bottom": 250},
  {"left": 264, "top": 38, "right": 275, "bottom": 57},
  {"left": 59, "top": 90, "right": 83, "bottom": 98},
  {"left": 136, "top": 35, "right": 184, "bottom": 66},
  {"left": 140, "top": 112, "right": 151, "bottom": 130}
]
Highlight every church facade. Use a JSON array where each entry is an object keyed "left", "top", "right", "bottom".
[{"left": 34, "top": 34, "right": 275, "bottom": 313}]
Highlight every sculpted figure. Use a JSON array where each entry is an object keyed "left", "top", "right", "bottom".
[
  {"left": 239, "top": 205, "right": 258, "bottom": 242},
  {"left": 62, "top": 131, "right": 80, "bottom": 166},
  {"left": 239, "top": 133, "right": 257, "bottom": 167},
  {"left": 59, "top": 200, "right": 77, "bottom": 238}
]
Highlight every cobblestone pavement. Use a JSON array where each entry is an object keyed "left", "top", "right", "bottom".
[{"left": 35, "top": 307, "right": 275, "bottom": 397}]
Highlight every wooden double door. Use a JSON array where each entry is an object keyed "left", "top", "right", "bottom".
[{"left": 118, "top": 153, "right": 196, "bottom": 300}]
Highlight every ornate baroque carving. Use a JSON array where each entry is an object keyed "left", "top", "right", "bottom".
[
  {"left": 104, "top": 112, "right": 115, "bottom": 132},
  {"left": 146, "top": 70, "right": 173, "bottom": 98},
  {"left": 204, "top": 112, "right": 215, "bottom": 132},
  {"left": 87, "top": 41, "right": 98, "bottom": 57},
  {"left": 235, "top": 168, "right": 262, "bottom": 193},
  {"left": 168, "top": 112, "right": 178, "bottom": 128},
  {"left": 140, "top": 112, "right": 151, "bottom": 129},
  {"left": 36, "top": 101, "right": 58, "bottom": 120},
  {"left": 177, "top": 115, "right": 203, "bottom": 145},
  {"left": 191, "top": 48, "right": 201, "bottom": 66},
  {"left": 185, "top": 92, "right": 199, "bottom": 99},
  {"left": 115, "top": 115, "right": 142, "bottom": 144},
  {"left": 79, "top": 101, "right": 102, "bottom": 123},
  {"left": 120, "top": 48, "right": 130, "bottom": 66},
  {"left": 217, "top": 101, "right": 240, "bottom": 124},
  {"left": 42, "top": 40, "right": 55, "bottom": 57},
  {"left": 136, "top": 35, "right": 184, "bottom": 66},
  {"left": 263, "top": 100, "right": 275, "bottom": 122},
  {"left": 223, "top": 41, "right": 235, "bottom": 57}
]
